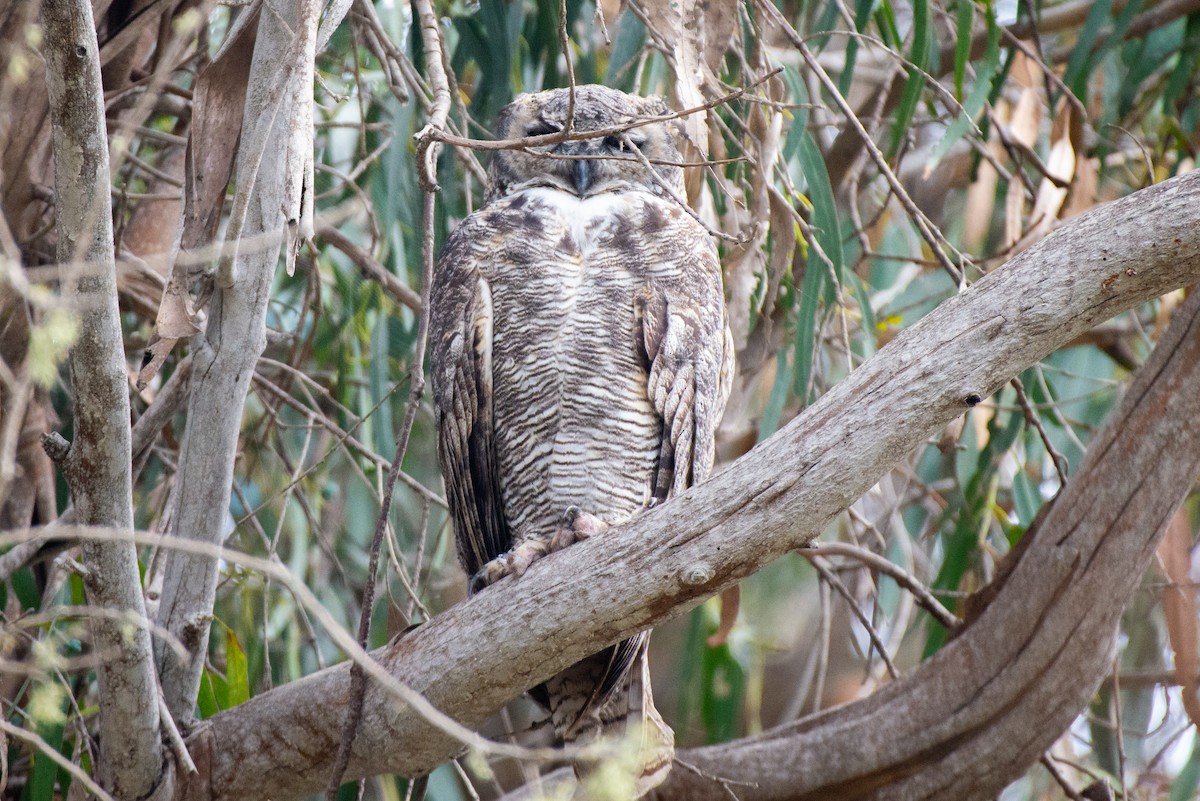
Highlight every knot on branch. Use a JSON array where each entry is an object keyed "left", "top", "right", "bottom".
[{"left": 41, "top": 431, "right": 71, "bottom": 463}]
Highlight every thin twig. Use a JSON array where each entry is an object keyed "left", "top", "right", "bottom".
[
  {"left": 1010, "top": 377, "right": 1069, "bottom": 486},
  {"left": 559, "top": 0, "right": 576, "bottom": 131},
  {"left": 428, "top": 69, "right": 782, "bottom": 153},
  {"left": 806, "top": 554, "right": 900, "bottom": 679},
  {"left": 806, "top": 543, "right": 960, "bottom": 629},
  {"left": 0, "top": 524, "right": 581, "bottom": 764},
  {"left": 0, "top": 719, "right": 116, "bottom": 801},
  {"left": 1040, "top": 752, "right": 1086, "bottom": 801},
  {"left": 159, "top": 692, "right": 198, "bottom": 774},
  {"left": 412, "top": 0, "right": 451, "bottom": 190},
  {"left": 1112, "top": 656, "right": 1129, "bottom": 801},
  {"left": 327, "top": 60, "right": 444, "bottom": 789},
  {"left": 624, "top": 138, "right": 747, "bottom": 243}
]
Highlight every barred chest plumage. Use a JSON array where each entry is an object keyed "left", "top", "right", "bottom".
[{"left": 482, "top": 187, "right": 688, "bottom": 542}]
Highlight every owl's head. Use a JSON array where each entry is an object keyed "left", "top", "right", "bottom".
[{"left": 486, "top": 85, "right": 686, "bottom": 202}]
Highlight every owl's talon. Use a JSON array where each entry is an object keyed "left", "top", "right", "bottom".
[
  {"left": 550, "top": 506, "right": 609, "bottom": 551},
  {"left": 469, "top": 540, "right": 554, "bottom": 593},
  {"left": 508, "top": 539, "right": 551, "bottom": 577},
  {"left": 468, "top": 557, "right": 511, "bottom": 594}
]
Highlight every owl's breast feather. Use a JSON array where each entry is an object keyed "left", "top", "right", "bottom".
[{"left": 487, "top": 187, "right": 687, "bottom": 534}]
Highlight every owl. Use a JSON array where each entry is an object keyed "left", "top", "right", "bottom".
[{"left": 430, "top": 85, "right": 734, "bottom": 788}]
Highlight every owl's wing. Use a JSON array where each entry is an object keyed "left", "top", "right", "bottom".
[
  {"left": 636, "top": 252, "right": 736, "bottom": 503},
  {"left": 430, "top": 219, "right": 511, "bottom": 580}
]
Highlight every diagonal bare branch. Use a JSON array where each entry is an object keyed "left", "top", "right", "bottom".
[{"left": 178, "top": 162, "right": 1200, "bottom": 801}]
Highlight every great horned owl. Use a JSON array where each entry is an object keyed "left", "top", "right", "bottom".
[{"left": 430, "top": 85, "right": 734, "bottom": 787}]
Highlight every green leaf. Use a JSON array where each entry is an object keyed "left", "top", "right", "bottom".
[
  {"left": 24, "top": 685, "right": 70, "bottom": 801},
  {"left": 1163, "top": 12, "right": 1200, "bottom": 111},
  {"left": 791, "top": 131, "right": 843, "bottom": 401},
  {"left": 952, "top": 0, "right": 973, "bottom": 99},
  {"left": 797, "top": 132, "right": 844, "bottom": 288},
  {"left": 759, "top": 348, "right": 794, "bottom": 442},
  {"left": 928, "top": 4, "right": 1000, "bottom": 168},
  {"left": 792, "top": 260, "right": 824, "bottom": 402},
  {"left": 837, "top": 0, "right": 876, "bottom": 97},
  {"left": 603, "top": 11, "right": 646, "bottom": 91},
  {"left": 197, "top": 668, "right": 220, "bottom": 719},
  {"left": 225, "top": 628, "right": 251, "bottom": 707},
  {"left": 873, "top": 0, "right": 901, "bottom": 49},
  {"left": 1171, "top": 734, "right": 1200, "bottom": 801},
  {"left": 1061, "top": 0, "right": 1116, "bottom": 98},
  {"left": 924, "top": 397, "right": 1023, "bottom": 657},
  {"left": 700, "top": 638, "right": 745, "bottom": 745},
  {"left": 889, "top": 0, "right": 930, "bottom": 155}
]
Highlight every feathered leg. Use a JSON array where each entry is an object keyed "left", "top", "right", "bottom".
[{"left": 469, "top": 506, "right": 609, "bottom": 592}]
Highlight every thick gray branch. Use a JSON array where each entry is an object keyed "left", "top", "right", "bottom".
[
  {"left": 41, "top": 1, "right": 163, "bottom": 796},
  {"left": 186, "top": 171, "right": 1200, "bottom": 801},
  {"left": 154, "top": 0, "right": 319, "bottom": 723},
  {"left": 653, "top": 281, "right": 1200, "bottom": 800}
]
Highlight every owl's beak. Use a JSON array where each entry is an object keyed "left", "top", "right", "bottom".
[
  {"left": 555, "top": 141, "right": 596, "bottom": 196},
  {"left": 571, "top": 157, "right": 593, "bottom": 196}
]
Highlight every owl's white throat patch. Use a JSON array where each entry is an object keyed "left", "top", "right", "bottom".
[{"left": 520, "top": 186, "right": 639, "bottom": 253}]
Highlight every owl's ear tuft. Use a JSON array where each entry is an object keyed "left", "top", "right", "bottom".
[
  {"left": 639, "top": 95, "right": 672, "bottom": 119},
  {"left": 493, "top": 93, "right": 533, "bottom": 140}
]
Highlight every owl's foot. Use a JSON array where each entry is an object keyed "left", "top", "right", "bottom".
[
  {"left": 468, "top": 539, "right": 552, "bottom": 593},
  {"left": 549, "top": 506, "right": 609, "bottom": 551}
]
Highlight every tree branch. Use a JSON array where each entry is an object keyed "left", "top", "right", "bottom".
[
  {"left": 173, "top": 169, "right": 1200, "bottom": 801},
  {"left": 154, "top": 0, "right": 322, "bottom": 724},
  {"left": 653, "top": 284, "right": 1200, "bottom": 801},
  {"left": 41, "top": 1, "right": 163, "bottom": 796}
]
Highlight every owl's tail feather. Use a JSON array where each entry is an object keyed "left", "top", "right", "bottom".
[{"left": 543, "top": 641, "right": 674, "bottom": 799}]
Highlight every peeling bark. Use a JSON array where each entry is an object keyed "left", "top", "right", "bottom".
[{"left": 153, "top": 0, "right": 317, "bottom": 724}]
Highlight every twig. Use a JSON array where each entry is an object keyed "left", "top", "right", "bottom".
[
  {"left": 317, "top": 221, "right": 422, "bottom": 310},
  {"left": 2, "top": 524, "right": 580, "bottom": 765},
  {"left": 412, "top": 0, "right": 451, "bottom": 190},
  {"left": 1040, "top": 752, "right": 1086, "bottom": 801},
  {"left": 1010, "top": 377, "right": 1069, "bottom": 487},
  {"left": 328, "top": 28, "right": 445, "bottom": 781},
  {"left": 427, "top": 69, "right": 782, "bottom": 153},
  {"left": 159, "top": 692, "right": 198, "bottom": 774},
  {"left": 673, "top": 758, "right": 755, "bottom": 801},
  {"left": 0, "top": 719, "right": 116, "bottom": 801},
  {"left": 559, "top": 0, "right": 576, "bottom": 131},
  {"left": 624, "top": 138, "right": 746, "bottom": 243},
  {"left": 1112, "top": 656, "right": 1129, "bottom": 801},
  {"left": 805, "top": 554, "right": 900, "bottom": 679},
  {"left": 806, "top": 543, "right": 960, "bottom": 629}
]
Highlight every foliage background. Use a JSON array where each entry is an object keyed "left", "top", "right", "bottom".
[{"left": 3, "top": 0, "right": 1200, "bottom": 798}]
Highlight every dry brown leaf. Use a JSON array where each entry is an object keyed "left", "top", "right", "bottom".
[
  {"left": 695, "top": 0, "right": 736, "bottom": 76},
  {"left": 1027, "top": 101, "right": 1076, "bottom": 241},
  {"left": 723, "top": 221, "right": 768, "bottom": 350},
  {"left": 964, "top": 138, "right": 1002, "bottom": 250},
  {"left": 1157, "top": 508, "right": 1200, "bottom": 728},
  {"left": 706, "top": 585, "right": 740, "bottom": 648},
  {"left": 640, "top": 0, "right": 709, "bottom": 161},
  {"left": 180, "top": 4, "right": 259, "bottom": 253},
  {"left": 137, "top": 336, "right": 179, "bottom": 391},
  {"left": 140, "top": 4, "right": 260, "bottom": 386},
  {"left": 1003, "top": 51, "right": 1041, "bottom": 249}
]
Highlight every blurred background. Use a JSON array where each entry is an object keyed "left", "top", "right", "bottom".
[{"left": 3, "top": 0, "right": 1200, "bottom": 798}]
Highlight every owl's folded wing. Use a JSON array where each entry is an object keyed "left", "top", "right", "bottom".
[
  {"left": 636, "top": 258, "right": 736, "bottom": 503},
  {"left": 430, "top": 224, "right": 511, "bottom": 579}
]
